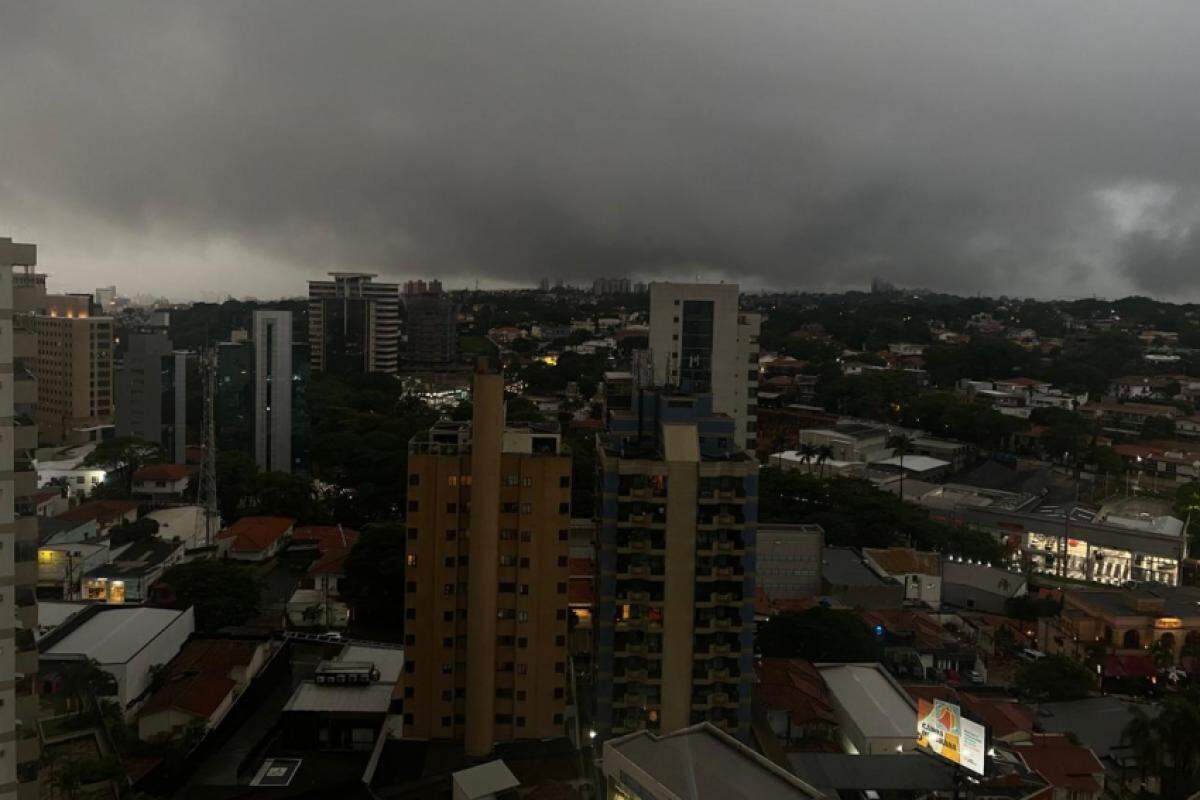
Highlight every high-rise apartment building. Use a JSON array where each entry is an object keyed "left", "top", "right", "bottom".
[
  {"left": 647, "top": 283, "right": 760, "bottom": 450},
  {"left": 308, "top": 272, "right": 400, "bottom": 374},
  {"left": 595, "top": 391, "right": 757, "bottom": 741},
  {"left": 404, "top": 366, "right": 571, "bottom": 756},
  {"left": 217, "top": 310, "right": 307, "bottom": 473},
  {"left": 115, "top": 332, "right": 189, "bottom": 463},
  {"left": 34, "top": 293, "right": 114, "bottom": 445},
  {"left": 403, "top": 283, "right": 457, "bottom": 367},
  {"left": 1, "top": 237, "right": 43, "bottom": 797}
]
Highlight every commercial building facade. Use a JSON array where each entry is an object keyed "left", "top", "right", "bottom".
[
  {"left": 308, "top": 272, "right": 400, "bottom": 374},
  {"left": 403, "top": 283, "right": 457, "bottom": 367},
  {"left": 0, "top": 237, "right": 42, "bottom": 797},
  {"left": 115, "top": 331, "right": 188, "bottom": 463},
  {"left": 404, "top": 367, "right": 571, "bottom": 755},
  {"left": 35, "top": 293, "right": 114, "bottom": 445},
  {"left": 648, "top": 283, "right": 761, "bottom": 450},
  {"left": 595, "top": 392, "right": 757, "bottom": 741},
  {"left": 217, "top": 310, "right": 307, "bottom": 473}
]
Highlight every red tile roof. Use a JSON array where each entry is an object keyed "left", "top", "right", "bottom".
[
  {"left": 32, "top": 489, "right": 62, "bottom": 506},
  {"left": 754, "top": 658, "right": 838, "bottom": 727},
  {"left": 1016, "top": 735, "right": 1105, "bottom": 794},
  {"left": 959, "top": 692, "right": 1035, "bottom": 738},
  {"left": 292, "top": 525, "right": 360, "bottom": 553},
  {"left": 903, "top": 684, "right": 960, "bottom": 706},
  {"left": 141, "top": 671, "right": 237, "bottom": 719},
  {"left": 134, "top": 463, "right": 191, "bottom": 482},
  {"left": 57, "top": 499, "right": 140, "bottom": 524},
  {"left": 308, "top": 549, "right": 350, "bottom": 577},
  {"left": 216, "top": 516, "right": 295, "bottom": 553},
  {"left": 863, "top": 547, "right": 941, "bottom": 576}
]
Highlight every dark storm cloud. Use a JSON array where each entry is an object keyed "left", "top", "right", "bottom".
[{"left": 4, "top": 1, "right": 1200, "bottom": 297}]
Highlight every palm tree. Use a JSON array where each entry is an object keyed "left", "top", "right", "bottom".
[
  {"left": 816, "top": 445, "right": 834, "bottom": 478},
  {"left": 798, "top": 443, "right": 817, "bottom": 474},
  {"left": 1121, "top": 705, "right": 1160, "bottom": 791},
  {"left": 888, "top": 433, "right": 914, "bottom": 500}
]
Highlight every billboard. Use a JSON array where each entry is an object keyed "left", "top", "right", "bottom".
[{"left": 917, "top": 699, "right": 986, "bottom": 775}]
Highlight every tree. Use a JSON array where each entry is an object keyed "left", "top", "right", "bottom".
[
  {"left": 214, "top": 450, "right": 260, "bottom": 521},
  {"left": 798, "top": 443, "right": 817, "bottom": 474},
  {"left": 1122, "top": 689, "right": 1200, "bottom": 798},
  {"left": 82, "top": 436, "right": 164, "bottom": 495},
  {"left": 109, "top": 516, "right": 159, "bottom": 547},
  {"left": 59, "top": 658, "right": 117, "bottom": 713},
  {"left": 816, "top": 445, "right": 834, "bottom": 478},
  {"left": 342, "top": 523, "right": 406, "bottom": 627},
  {"left": 888, "top": 432, "right": 914, "bottom": 500},
  {"left": 756, "top": 608, "right": 880, "bottom": 662},
  {"left": 1014, "top": 655, "right": 1095, "bottom": 701},
  {"left": 158, "top": 560, "right": 262, "bottom": 631}
]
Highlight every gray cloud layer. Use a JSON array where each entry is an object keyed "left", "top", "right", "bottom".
[{"left": 4, "top": 2, "right": 1200, "bottom": 299}]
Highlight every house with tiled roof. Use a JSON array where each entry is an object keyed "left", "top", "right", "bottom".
[
  {"left": 132, "top": 463, "right": 192, "bottom": 504},
  {"left": 753, "top": 659, "right": 839, "bottom": 751},
  {"left": 287, "top": 525, "right": 357, "bottom": 629},
  {"left": 138, "top": 637, "right": 272, "bottom": 741},
  {"left": 1012, "top": 734, "right": 1105, "bottom": 800},
  {"left": 57, "top": 499, "right": 140, "bottom": 534},
  {"left": 862, "top": 547, "right": 942, "bottom": 607},
  {"left": 216, "top": 516, "right": 295, "bottom": 562}
]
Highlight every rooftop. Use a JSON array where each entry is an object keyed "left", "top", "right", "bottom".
[
  {"left": 133, "top": 463, "right": 190, "bottom": 482},
  {"left": 83, "top": 537, "right": 182, "bottom": 578},
  {"left": 453, "top": 760, "right": 520, "bottom": 800},
  {"left": 57, "top": 499, "right": 140, "bottom": 525},
  {"left": 42, "top": 606, "right": 190, "bottom": 664},
  {"left": 863, "top": 547, "right": 941, "bottom": 576},
  {"left": 606, "top": 722, "right": 822, "bottom": 799},
  {"left": 870, "top": 455, "right": 951, "bottom": 473},
  {"left": 822, "top": 547, "right": 887, "bottom": 587},
  {"left": 1035, "top": 696, "right": 1161, "bottom": 762},
  {"left": 816, "top": 663, "right": 916, "bottom": 739},
  {"left": 217, "top": 515, "right": 296, "bottom": 552},
  {"left": 787, "top": 753, "right": 955, "bottom": 796},
  {"left": 283, "top": 682, "right": 393, "bottom": 714}
]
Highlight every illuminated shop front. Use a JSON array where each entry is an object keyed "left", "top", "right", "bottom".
[{"left": 1025, "top": 532, "right": 1179, "bottom": 586}]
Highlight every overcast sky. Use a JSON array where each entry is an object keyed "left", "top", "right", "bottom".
[{"left": 4, "top": 2, "right": 1200, "bottom": 301}]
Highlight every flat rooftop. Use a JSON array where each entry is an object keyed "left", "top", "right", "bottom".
[
  {"left": 817, "top": 663, "right": 915, "bottom": 739},
  {"left": 42, "top": 606, "right": 188, "bottom": 664},
  {"left": 607, "top": 722, "right": 822, "bottom": 799}
]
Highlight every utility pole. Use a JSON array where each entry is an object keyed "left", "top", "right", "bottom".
[{"left": 196, "top": 347, "right": 220, "bottom": 546}]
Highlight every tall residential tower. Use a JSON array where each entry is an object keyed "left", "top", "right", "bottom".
[
  {"left": 308, "top": 272, "right": 400, "bottom": 374},
  {"left": 647, "top": 283, "right": 760, "bottom": 450},
  {"left": 1, "top": 236, "right": 43, "bottom": 798},
  {"left": 404, "top": 365, "right": 571, "bottom": 756}
]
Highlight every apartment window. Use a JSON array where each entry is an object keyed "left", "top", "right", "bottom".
[
  {"left": 517, "top": 663, "right": 528, "bottom": 675},
  {"left": 404, "top": 634, "right": 415, "bottom": 645},
  {"left": 495, "top": 714, "right": 513, "bottom": 724},
  {"left": 404, "top": 713, "right": 414, "bottom": 724},
  {"left": 502, "top": 502, "right": 519, "bottom": 513},
  {"left": 500, "top": 529, "right": 516, "bottom": 541},
  {"left": 405, "top": 608, "right": 416, "bottom": 620},
  {"left": 498, "top": 635, "right": 515, "bottom": 646},
  {"left": 559, "top": 503, "right": 570, "bottom": 514},
  {"left": 454, "top": 713, "right": 465, "bottom": 724},
  {"left": 500, "top": 555, "right": 516, "bottom": 567},
  {"left": 442, "top": 583, "right": 454, "bottom": 595},
  {"left": 407, "top": 554, "right": 418, "bottom": 567},
  {"left": 520, "top": 531, "right": 532, "bottom": 542},
  {"left": 520, "top": 503, "right": 532, "bottom": 514},
  {"left": 441, "top": 716, "right": 452, "bottom": 727},
  {"left": 554, "top": 713, "right": 564, "bottom": 724},
  {"left": 520, "top": 557, "right": 530, "bottom": 568},
  {"left": 404, "top": 687, "right": 414, "bottom": 698},
  {"left": 407, "top": 527, "right": 419, "bottom": 540},
  {"left": 447, "top": 475, "right": 459, "bottom": 487},
  {"left": 557, "top": 556, "right": 568, "bottom": 567},
  {"left": 408, "top": 474, "right": 420, "bottom": 486},
  {"left": 443, "top": 556, "right": 454, "bottom": 567},
  {"left": 405, "top": 662, "right": 415, "bottom": 674},
  {"left": 499, "top": 582, "right": 516, "bottom": 593},
  {"left": 441, "top": 663, "right": 453, "bottom": 674},
  {"left": 521, "top": 476, "right": 533, "bottom": 488},
  {"left": 496, "top": 688, "right": 513, "bottom": 699},
  {"left": 442, "top": 610, "right": 453, "bottom": 622},
  {"left": 554, "top": 687, "right": 565, "bottom": 699},
  {"left": 519, "top": 584, "right": 529, "bottom": 595},
  {"left": 516, "top": 716, "right": 527, "bottom": 727},
  {"left": 441, "top": 689, "right": 453, "bottom": 701},
  {"left": 445, "top": 529, "right": 456, "bottom": 541},
  {"left": 556, "top": 609, "right": 567, "bottom": 620},
  {"left": 517, "top": 611, "right": 529, "bottom": 622},
  {"left": 406, "top": 581, "right": 417, "bottom": 593},
  {"left": 559, "top": 476, "right": 570, "bottom": 488},
  {"left": 497, "top": 663, "right": 514, "bottom": 673},
  {"left": 555, "top": 635, "right": 565, "bottom": 646},
  {"left": 557, "top": 582, "right": 567, "bottom": 594},
  {"left": 517, "top": 690, "right": 527, "bottom": 701},
  {"left": 498, "top": 608, "right": 516, "bottom": 620},
  {"left": 555, "top": 662, "right": 565, "bottom": 674},
  {"left": 558, "top": 529, "right": 568, "bottom": 541},
  {"left": 408, "top": 500, "right": 419, "bottom": 512},
  {"left": 503, "top": 475, "right": 518, "bottom": 486},
  {"left": 446, "top": 502, "right": 457, "bottom": 513}
]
